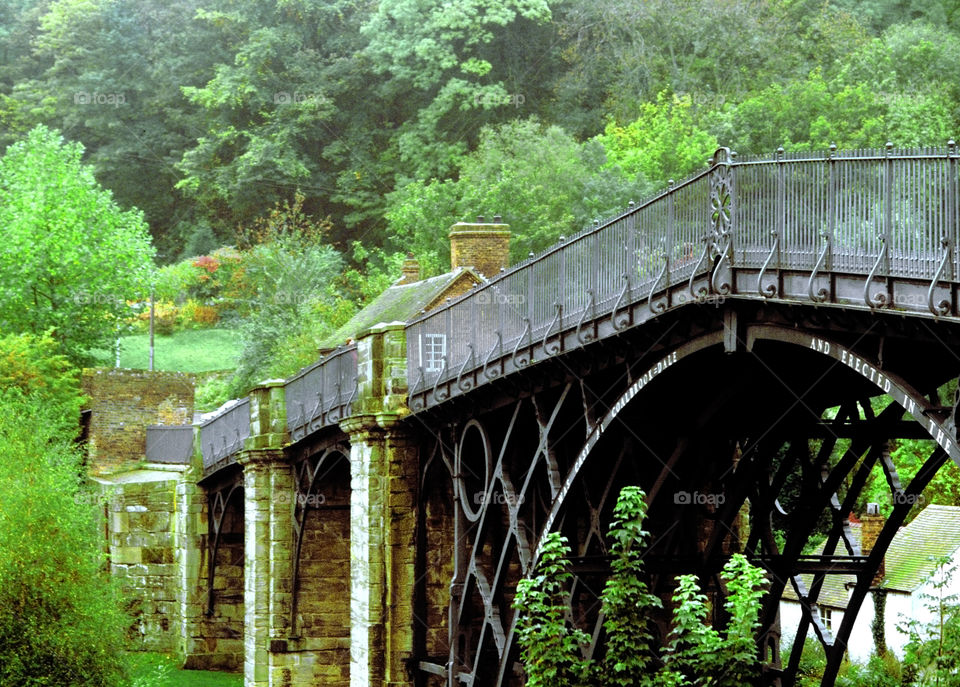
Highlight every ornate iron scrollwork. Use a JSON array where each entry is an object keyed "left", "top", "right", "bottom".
[
  {"left": 483, "top": 330, "right": 503, "bottom": 379},
  {"left": 709, "top": 155, "right": 734, "bottom": 296},
  {"left": 542, "top": 304, "right": 562, "bottom": 356},
  {"left": 758, "top": 229, "right": 780, "bottom": 298},
  {"left": 457, "top": 343, "right": 475, "bottom": 392},
  {"left": 611, "top": 274, "right": 631, "bottom": 330},
  {"left": 688, "top": 236, "right": 712, "bottom": 302},
  {"left": 511, "top": 318, "right": 532, "bottom": 368},
  {"left": 864, "top": 235, "right": 889, "bottom": 309},
  {"left": 648, "top": 252, "right": 668, "bottom": 314},
  {"left": 808, "top": 231, "right": 831, "bottom": 303},
  {"left": 927, "top": 237, "right": 952, "bottom": 316},
  {"left": 576, "top": 290, "right": 596, "bottom": 344},
  {"left": 433, "top": 356, "right": 449, "bottom": 401}
]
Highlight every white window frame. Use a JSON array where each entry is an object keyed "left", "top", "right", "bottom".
[{"left": 423, "top": 333, "right": 446, "bottom": 372}]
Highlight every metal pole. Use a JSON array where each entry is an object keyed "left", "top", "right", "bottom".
[{"left": 149, "top": 288, "right": 155, "bottom": 371}]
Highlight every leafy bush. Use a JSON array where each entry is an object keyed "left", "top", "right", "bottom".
[
  {"left": 0, "top": 391, "right": 130, "bottom": 686},
  {"left": 514, "top": 486, "right": 768, "bottom": 686},
  {"left": 0, "top": 330, "right": 85, "bottom": 435}
]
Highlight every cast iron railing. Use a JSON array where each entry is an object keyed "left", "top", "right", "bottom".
[
  {"left": 285, "top": 344, "right": 359, "bottom": 442},
  {"left": 200, "top": 398, "right": 251, "bottom": 476},
  {"left": 145, "top": 425, "right": 194, "bottom": 464},
  {"left": 407, "top": 144, "right": 960, "bottom": 411}
]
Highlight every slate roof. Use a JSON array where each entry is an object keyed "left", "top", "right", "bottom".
[
  {"left": 320, "top": 267, "right": 481, "bottom": 349},
  {"left": 782, "top": 505, "right": 960, "bottom": 608},
  {"left": 882, "top": 505, "right": 960, "bottom": 592},
  {"left": 781, "top": 525, "right": 862, "bottom": 608}
]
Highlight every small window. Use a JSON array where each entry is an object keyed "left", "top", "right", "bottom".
[
  {"left": 819, "top": 607, "right": 832, "bottom": 632},
  {"left": 424, "top": 334, "right": 446, "bottom": 372}
]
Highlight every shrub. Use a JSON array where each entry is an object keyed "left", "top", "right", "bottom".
[{"left": 0, "top": 393, "right": 129, "bottom": 686}]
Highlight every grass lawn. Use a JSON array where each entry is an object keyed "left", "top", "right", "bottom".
[
  {"left": 128, "top": 653, "right": 243, "bottom": 687},
  {"left": 90, "top": 328, "right": 241, "bottom": 373}
]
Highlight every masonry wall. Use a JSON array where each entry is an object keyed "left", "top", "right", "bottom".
[
  {"left": 82, "top": 368, "right": 195, "bottom": 475},
  {"left": 107, "top": 476, "right": 181, "bottom": 652},
  {"left": 293, "top": 463, "right": 351, "bottom": 685},
  {"left": 448, "top": 222, "right": 511, "bottom": 280},
  {"left": 186, "top": 490, "right": 246, "bottom": 671}
]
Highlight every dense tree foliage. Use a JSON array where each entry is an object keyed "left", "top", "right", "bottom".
[
  {"left": 0, "top": 336, "right": 130, "bottom": 686},
  {"left": 4, "top": 0, "right": 958, "bottom": 265},
  {"left": 0, "top": 125, "right": 155, "bottom": 363}
]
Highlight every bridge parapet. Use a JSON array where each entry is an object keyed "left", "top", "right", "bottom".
[
  {"left": 145, "top": 424, "right": 194, "bottom": 464},
  {"left": 407, "top": 143, "right": 960, "bottom": 411},
  {"left": 200, "top": 398, "right": 251, "bottom": 477},
  {"left": 285, "top": 343, "right": 358, "bottom": 441}
]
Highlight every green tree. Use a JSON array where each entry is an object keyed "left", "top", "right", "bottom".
[
  {"left": 12, "top": 0, "right": 231, "bottom": 256},
  {"left": 0, "top": 125, "right": 155, "bottom": 363},
  {"left": 0, "top": 330, "right": 84, "bottom": 436},
  {"left": 361, "top": 0, "right": 554, "bottom": 180},
  {"left": 514, "top": 487, "right": 769, "bottom": 686},
  {"left": 600, "top": 486, "right": 664, "bottom": 686},
  {"left": 597, "top": 92, "right": 718, "bottom": 185},
  {"left": 226, "top": 195, "right": 345, "bottom": 395},
  {"left": 513, "top": 533, "right": 591, "bottom": 687},
  {"left": 0, "top": 381, "right": 129, "bottom": 685},
  {"left": 386, "top": 118, "right": 639, "bottom": 271},
  {"left": 901, "top": 559, "right": 960, "bottom": 686}
]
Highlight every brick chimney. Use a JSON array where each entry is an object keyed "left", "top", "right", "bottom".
[
  {"left": 398, "top": 252, "right": 421, "bottom": 285},
  {"left": 862, "top": 502, "right": 885, "bottom": 585},
  {"left": 448, "top": 215, "right": 511, "bottom": 279}
]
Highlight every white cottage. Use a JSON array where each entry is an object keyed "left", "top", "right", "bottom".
[{"left": 780, "top": 504, "right": 960, "bottom": 663}]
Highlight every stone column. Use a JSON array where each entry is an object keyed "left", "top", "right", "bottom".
[
  {"left": 239, "top": 448, "right": 295, "bottom": 687},
  {"left": 240, "top": 379, "right": 295, "bottom": 687},
  {"left": 175, "top": 463, "right": 208, "bottom": 667},
  {"left": 341, "top": 322, "right": 418, "bottom": 687}
]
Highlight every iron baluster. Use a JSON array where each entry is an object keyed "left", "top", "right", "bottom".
[
  {"left": 542, "top": 304, "right": 562, "bottom": 356},
  {"left": 647, "top": 250, "right": 668, "bottom": 314},
  {"left": 928, "top": 237, "right": 952, "bottom": 316},
  {"left": 808, "top": 231, "right": 832, "bottom": 303},
  {"left": 575, "top": 290, "right": 596, "bottom": 345},
  {"left": 483, "top": 330, "right": 503, "bottom": 379},
  {"left": 433, "top": 355, "right": 449, "bottom": 401},
  {"left": 864, "top": 235, "right": 889, "bottom": 308},
  {"left": 511, "top": 318, "right": 531, "bottom": 368},
  {"left": 758, "top": 229, "right": 780, "bottom": 298},
  {"left": 611, "top": 274, "right": 630, "bottom": 330},
  {"left": 456, "top": 343, "right": 475, "bottom": 391}
]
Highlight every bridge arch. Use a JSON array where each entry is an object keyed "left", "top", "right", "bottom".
[{"left": 417, "top": 305, "right": 960, "bottom": 687}]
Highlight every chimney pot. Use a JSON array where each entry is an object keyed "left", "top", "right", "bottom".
[
  {"left": 448, "top": 217, "right": 511, "bottom": 278},
  {"left": 398, "top": 252, "right": 422, "bottom": 285}
]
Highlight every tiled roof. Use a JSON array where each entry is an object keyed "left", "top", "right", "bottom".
[
  {"left": 781, "top": 525, "right": 861, "bottom": 609},
  {"left": 882, "top": 505, "right": 960, "bottom": 593},
  {"left": 782, "top": 505, "right": 960, "bottom": 607},
  {"left": 320, "top": 268, "right": 481, "bottom": 349}
]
